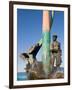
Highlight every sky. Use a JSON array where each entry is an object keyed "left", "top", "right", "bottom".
[{"left": 17, "top": 9, "right": 64, "bottom": 72}]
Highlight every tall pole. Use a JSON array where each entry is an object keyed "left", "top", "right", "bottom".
[{"left": 42, "top": 10, "right": 52, "bottom": 78}]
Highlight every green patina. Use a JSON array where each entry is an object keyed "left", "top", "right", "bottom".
[{"left": 42, "top": 31, "right": 52, "bottom": 77}]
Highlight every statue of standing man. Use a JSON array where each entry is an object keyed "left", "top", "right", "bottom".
[{"left": 50, "top": 35, "right": 62, "bottom": 70}]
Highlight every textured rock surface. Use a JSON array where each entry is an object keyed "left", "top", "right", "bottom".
[{"left": 20, "top": 52, "right": 64, "bottom": 80}]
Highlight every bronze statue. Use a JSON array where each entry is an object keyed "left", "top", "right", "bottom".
[
  {"left": 20, "top": 34, "right": 62, "bottom": 79},
  {"left": 50, "top": 35, "right": 62, "bottom": 70}
]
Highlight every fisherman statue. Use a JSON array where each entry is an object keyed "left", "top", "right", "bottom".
[{"left": 50, "top": 34, "right": 62, "bottom": 71}]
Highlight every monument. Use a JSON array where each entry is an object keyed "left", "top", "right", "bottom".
[{"left": 20, "top": 10, "right": 63, "bottom": 79}]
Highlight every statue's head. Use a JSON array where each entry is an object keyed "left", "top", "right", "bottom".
[{"left": 53, "top": 34, "right": 57, "bottom": 41}]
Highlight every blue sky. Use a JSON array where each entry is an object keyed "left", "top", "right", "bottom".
[{"left": 17, "top": 9, "right": 64, "bottom": 72}]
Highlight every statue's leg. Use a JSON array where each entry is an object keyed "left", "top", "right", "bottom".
[
  {"left": 56, "top": 53, "right": 62, "bottom": 67},
  {"left": 51, "top": 53, "right": 56, "bottom": 72}
]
